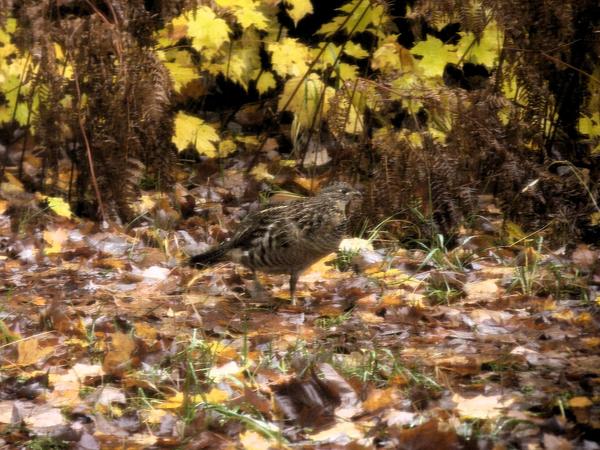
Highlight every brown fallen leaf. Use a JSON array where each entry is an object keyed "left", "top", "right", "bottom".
[
  {"left": 102, "top": 332, "right": 137, "bottom": 376},
  {"left": 390, "top": 419, "right": 460, "bottom": 450},
  {"left": 571, "top": 244, "right": 597, "bottom": 270},
  {"left": 543, "top": 433, "right": 573, "bottom": 450},
  {"left": 464, "top": 279, "right": 500, "bottom": 303},
  {"left": 16, "top": 338, "right": 55, "bottom": 367},
  {"left": 363, "top": 387, "right": 398, "bottom": 413}
]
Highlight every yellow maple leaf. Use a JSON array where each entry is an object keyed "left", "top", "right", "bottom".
[
  {"left": 172, "top": 112, "right": 220, "bottom": 157},
  {"left": 207, "top": 29, "right": 261, "bottom": 90},
  {"left": 372, "top": 39, "right": 413, "bottom": 72},
  {"left": 172, "top": 7, "right": 231, "bottom": 57},
  {"left": 344, "top": 41, "right": 369, "bottom": 59},
  {"left": 267, "top": 37, "right": 310, "bottom": 77},
  {"left": 204, "top": 387, "right": 230, "bottom": 403},
  {"left": 43, "top": 228, "right": 69, "bottom": 255},
  {"left": 46, "top": 196, "right": 73, "bottom": 218},
  {"left": 457, "top": 21, "right": 503, "bottom": 68},
  {"left": 218, "top": 139, "right": 238, "bottom": 157},
  {"left": 160, "top": 50, "right": 198, "bottom": 93},
  {"left": 17, "top": 338, "right": 55, "bottom": 366},
  {"left": 318, "top": 0, "right": 387, "bottom": 37},
  {"left": 158, "top": 392, "right": 184, "bottom": 409},
  {"left": 256, "top": 71, "right": 276, "bottom": 95},
  {"left": 0, "top": 172, "right": 25, "bottom": 193},
  {"left": 336, "top": 62, "right": 358, "bottom": 80},
  {"left": 411, "top": 36, "right": 458, "bottom": 78},
  {"left": 250, "top": 162, "right": 274, "bottom": 181},
  {"left": 240, "top": 430, "right": 274, "bottom": 450},
  {"left": 215, "top": 0, "right": 269, "bottom": 30},
  {"left": 284, "top": 0, "right": 313, "bottom": 26}
]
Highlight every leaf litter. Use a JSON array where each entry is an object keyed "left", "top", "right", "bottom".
[{"left": 0, "top": 184, "right": 599, "bottom": 449}]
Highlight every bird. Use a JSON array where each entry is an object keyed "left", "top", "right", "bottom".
[{"left": 189, "top": 182, "right": 362, "bottom": 304}]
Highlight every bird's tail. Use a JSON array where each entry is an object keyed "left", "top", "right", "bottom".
[{"left": 189, "top": 245, "right": 228, "bottom": 267}]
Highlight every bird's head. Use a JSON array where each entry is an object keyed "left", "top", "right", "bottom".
[
  {"left": 320, "top": 181, "right": 362, "bottom": 199},
  {"left": 319, "top": 182, "right": 363, "bottom": 214}
]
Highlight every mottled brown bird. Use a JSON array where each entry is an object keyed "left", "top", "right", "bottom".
[{"left": 190, "top": 182, "right": 362, "bottom": 304}]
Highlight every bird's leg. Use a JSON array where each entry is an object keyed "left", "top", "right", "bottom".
[
  {"left": 251, "top": 270, "right": 265, "bottom": 300},
  {"left": 289, "top": 271, "right": 299, "bottom": 306}
]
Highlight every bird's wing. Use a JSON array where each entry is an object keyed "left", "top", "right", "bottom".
[{"left": 227, "top": 204, "right": 297, "bottom": 251}]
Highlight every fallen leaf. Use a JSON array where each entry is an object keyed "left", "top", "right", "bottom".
[
  {"left": 16, "top": 338, "right": 55, "bottom": 366},
  {"left": 363, "top": 388, "right": 397, "bottom": 413},
  {"left": 239, "top": 430, "right": 274, "bottom": 450},
  {"left": 571, "top": 244, "right": 597, "bottom": 270},
  {"left": 23, "top": 405, "right": 66, "bottom": 429},
  {"left": 0, "top": 401, "right": 15, "bottom": 424},
  {"left": 568, "top": 397, "right": 592, "bottom": 408},
  {"left": 204, "top": 387, "right": 230, "bottom": 404},
  {"left": 391, "top": 420, "right": 460, "bottom": 450},
  {"left": 543, "top": 433, "right": 573, "bottom": 450},
  {"left": 43, "top": 228, "right": 69, "bottom": 255},
  {"left": 309, "top": 421, "right": 364, "bottom": 443},
  {"left": 452, "top": 393, "right": 514, "bottom": 419},
  {"left": 464, "top": 279, "right": 499, "bottom": 302},
  {"left": 103, "top": 332, "right": 137, "bottom": 376}
]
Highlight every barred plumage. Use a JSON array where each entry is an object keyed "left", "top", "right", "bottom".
[{"left": 190, "top": 182, "right": 362, "bottom": 304}]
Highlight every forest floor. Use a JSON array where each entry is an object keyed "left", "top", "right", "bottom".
[{"left": 1, "top": 180, "right": 599, "bottom": 450}]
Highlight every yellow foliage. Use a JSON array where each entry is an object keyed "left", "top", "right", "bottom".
[
  {"left": 256, "top": 71, "right": 276, "bottom": 94},
  {"left": 411, "top": 36, "right": 458, "bottom": 78},
  {"left": 160, "top": 50, "right": 197, "bottom": 93},
  {"left": 372, "top": 39, "right": 413, "bottom": 72},
  {"left": 204, "top": 387, "right": 230, "bottom": 403},
  {"left": 278, "top": 74, "right": 334, "bottom": 128},
  {"left": 344, "top": 41, "right": 369, "bottom": 59},
  {"left": 46, "top": 196, "right": 73, "bottom": 218},
  {"left": 318, "top": 0, "right": 388, "bottom": 37},
  {"left": 284, "top": 0, "right": 313, "bottom": 26},
  {"left": 240, "top": 430, "right": 276, "bottom": 450},
  {"left": 250, "top": 162, "right": 274, "bottom": 181},
  {"left": 172, "top": 7, "right": 231, "bottom": 57},
  {"left": 215, "top": 0, "right": 269, "bottom": 30},
  {"left": 1, "top": 172, "right": 25, "bottom": 193},
  {"left": 458, "top": 21, "right": 503, "bottom": 68},
  {"left": 218, "top": 139, "right": 238, "bottom": 157},
  {"left": 172, "top": 112, "right": 220, "bottom": 157},
  {"left": 267, "top": 37, "right": 310, "bottom": 77},
  {"left": 578, "top": 112, "right": 600, "bottom": 154},
  {"left": 312, "top": 43, "right": 342, "bottom": 69},
  {"left": 207, "top": 29, "right": 261, "bottom": 90}
]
